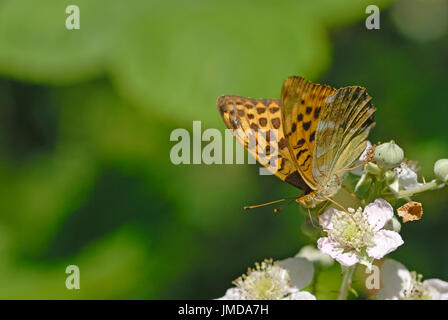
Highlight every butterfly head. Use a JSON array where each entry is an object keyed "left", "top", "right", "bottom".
[
  {"left": 296, "top": 192, "right": 319, "bottom": 208},
  {"left": 296, "top": 179, "right": 342, "bottom": 208}
]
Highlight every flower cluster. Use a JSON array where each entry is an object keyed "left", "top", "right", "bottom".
[
  {"left": 378, "top": 259, "right": 448, "bottom": 300},
  {"left": 318, "top": 199, "right": 403, "bottom": 269},
  {"left": 218, "top": 258, "right": 315, "bottom": 300},
  {"left": 218, "top": 141, "right": 447, "bottom": 300},
  {"left": 355, "top": 141, "right": 446, "bottom": 203}
]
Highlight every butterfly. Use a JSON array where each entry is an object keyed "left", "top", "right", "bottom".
[{"left": 217, "top": 76, "right": 376, "bottom": 209}]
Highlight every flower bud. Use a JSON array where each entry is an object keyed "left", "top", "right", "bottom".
[
  {"left": 365, "top": 162, "right": 381, "bottom": 175},
  {"left": 374, "top": 141, "right": 404, "bottom": 168},
  {"left": 434, "top": 159, "right": 448, "bottom": 183},
  {"left": 385, "top": 170, "right": 399, "bottom": 194}
]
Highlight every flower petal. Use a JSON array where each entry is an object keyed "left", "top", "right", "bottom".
[
  {"left": 363, "top": 198, "right": 394, "bottom": 231},
  {"left": 217, "top": 288, "right": 243, "bottom": 300},
  {"left": 319, "top": 208, "right": 337, "bottom": 230},
  {"left": 279, "top": 257, "right": 314, "bottom": 290},
  {"left": 317, "top": 237, "right": 358, "bottom": 266},
  {"left": 425, "top": 279, "right": 448, "bottom": 300},
  {"left": 317, "top": 237, "right": 343, "bottom": 259},
  {"left": 351, "top": 141, "right": 372, "bottom": 176},
  {"left": 284, "top": 288, "right": 316, "bottom": 300},
  {"left": 334, "top": 250, "right": 359, "bottom": 267},
  {"left": 367, "top": 230, "right": 403, "bottom": 259},
  {"left": 394, "top": 162, "right": 422, "bottom": 190},
  {"left": 377, "top": 259, "right": 411, "bottom": 300},
  {"left": 296, "top": 245, "right": 334, "bottom": 267},
  {"left": 397, "top": 201, "right": 423, "bottom": 223}
]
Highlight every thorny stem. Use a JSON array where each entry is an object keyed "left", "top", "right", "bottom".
[{"left": 337, "top": 265, "right": 356, "bottom": 300}]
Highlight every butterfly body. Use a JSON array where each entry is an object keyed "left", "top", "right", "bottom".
[
  {"left": 295, "top": 178, "right": 342, "bottom": 208},
  {"left": 217, "top": 76, "right": 376, "bottom": 209}
]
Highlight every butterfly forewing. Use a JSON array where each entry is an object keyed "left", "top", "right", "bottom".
[
  {"left": 217, "top": 95, "right": 311, "bottom": 191},
  {"left": 280, "top": 76, "right": 337, "bottom": 190}
]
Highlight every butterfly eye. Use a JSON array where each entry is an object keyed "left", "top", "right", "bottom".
[{"left": 304, "top": 195, "right": 313, "bottom": 207}]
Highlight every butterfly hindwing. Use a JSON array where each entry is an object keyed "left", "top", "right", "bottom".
[
  {"left": 217, "top": 95, "right": 310, "bottom": 191},
  {"left": 313, "top": 86, "right": 376, "bottom": 184},
  {"left": 280, "top": 76, "right": 337, "bottom": 190}
]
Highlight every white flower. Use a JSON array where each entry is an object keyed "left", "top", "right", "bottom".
[
  {"left": 317, "top": 199, "right": 403, "bottom": 268},
  {"left": 394, "top": 162, "right": 423, "bottom": 190},
  {"left": 217, "top": 258, "right": 315, "bottom": 300},
  {"left": 296, "top": 245, "right": 334, "bottom": 267},
  {"left": 377, "top": 259, "right": 448, "bottom": 300},
  {"left": 390, "top": 162, "right": 440, "bottom": 194},
  {"left": 352, "top": 141, "right": 372, "bottom": 176}
]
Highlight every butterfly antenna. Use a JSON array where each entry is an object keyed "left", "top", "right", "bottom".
[
  {"left": 273, "top": 198, "right": 296, "bottom": 214},
  {"left": 244, "top": 197, "right": 296, "bottom": 211}
]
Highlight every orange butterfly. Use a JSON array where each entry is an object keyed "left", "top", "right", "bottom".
[{"left": 217, "top": 76, "right": 376, "bottom": 209}]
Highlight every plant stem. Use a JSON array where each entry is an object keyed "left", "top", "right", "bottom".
[
  {"left": 310, "top": 265, "right": 321, "bottom": 295},
  {"left": 338, "top": 265, "right": 356, "bottom": 300},
  {"left": 396, "top": 180, "right": 443, "bottom": 198}
]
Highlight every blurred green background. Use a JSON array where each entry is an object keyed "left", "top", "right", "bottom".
[{"left": 0, "top": 0, "right": 447, "bottom": 299}]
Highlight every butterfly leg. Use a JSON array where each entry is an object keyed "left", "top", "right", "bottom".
[
  {"left": 307, "top": 207, "right": 317, "bottom": 228},
  {"left": 306, "top": 204, "right": 328, "bottom": 232},
  {"left": 342, "top": 184, "right": 361, "bottom": 200},
  {"left": 316, "top": 200, "right": 328, "bottom": 217},
  {"left": 315, "top": 200, "right": 330, "bottom": 229},
  {"left": 322, "top": 196, "right": 348, "bottom": 213},
  {"left": 332, "top": 172, "right": 360, "bottom": 200},
  {"left": 305, "top": 204, "right": 326, "bottom": 230},
  {"left": 334, "top": 161, "right": 367, "bottom": 175},
  {"left": 323, "top": 196, "right": 360, "bottom": 226},
  {"left": 316, "top": 167, "right": 329, "bottom": 189},
  {"left": 315, "top": 201, "right": 336, "bottom": 241}
]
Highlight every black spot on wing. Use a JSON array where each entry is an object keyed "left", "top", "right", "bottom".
[
  {"left": 303, "top": 121, "right": 311, "bottom": 131},
  {"left": 296, "top": 148, "right": 308, "bottom": 160},
  {"left": 259, "top": 118, "right": 267, "bottom": 126},
  {"left": 300, "top": 154, "right": 311, "bottom": 166},
  {"left": 284, "top": 171, "right": 312, "bottom": 191},
  {"left": 271, "top": 118, "right": 281, "bottom": 129},
  {"left": 291, "top": 123, "right": 297, "bottom": 133},
  {"left": 278, "top": 137, "right": 287, "bottom": 149}
]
